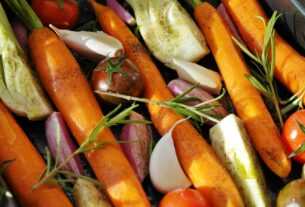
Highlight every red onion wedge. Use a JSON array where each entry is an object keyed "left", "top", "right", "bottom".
[
  {"left": 106, "top": 0, "right": 136, "bottom": 26},
  {"left": 45, "top": 112, "right": 84, "bottom": 175},
  {"left": 119, "top": 111, "right": 151, "bottom": 182},
  {"left": 10, "top": 17, "right": 28, "bottom": 54},
  {"left": 217, "top": 3, "right": 245, "bottom": 45},
  {"left": 168, "top": 79, "right": 228, "bottom": 125}
]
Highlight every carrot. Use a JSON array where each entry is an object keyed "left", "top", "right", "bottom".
[
  {"left": 0, "top": 101, "right": 72, "bottom": 207},
  {"left": 28, "top": 27, "right": 150, "bottom": 207},
  {"left": 221, "top": 0, "right": 305, "bottom": 105},
  {"left": 88, "top": 1, "right": 244, "bottom": 206},
  {"left": 193, "top": 2, "right": 291, "bottom": 178}
]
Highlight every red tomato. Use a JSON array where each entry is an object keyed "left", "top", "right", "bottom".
[
  {"left": 31, "top": 0, "right": 79, "bottom": 29},
  {"left": 282, "top": 110, "right": 305, "bottom": 163},
  {"left": 159, "top": 188, "right": 210, "bottom": 207}
]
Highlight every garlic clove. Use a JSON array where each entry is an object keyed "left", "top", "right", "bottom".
[
  {"left": 149, "top": 119, "right": 192, "bottom": 193},
  {"left": 171, "top": 58, "right": 222, "bottom": 94},
  {"left": 49, "top": 24, "right": 124, "bottom": 62}
]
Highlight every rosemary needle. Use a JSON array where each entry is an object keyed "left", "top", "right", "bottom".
[
  {"left": 233, "top": 12, "right": 284, "bottom": 127},
  {"left": 95, "top": 85, "right": 226, "bottom": 128},
  {"left": 33, "top": 103, "right": 146, "bottom": 190}
]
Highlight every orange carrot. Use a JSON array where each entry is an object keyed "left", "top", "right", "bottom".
[
  {"left": 88, "top": 1, "right": 244, "bottom": 206},
  {"left": 222, "top": 0, "right": 305, "bottom": 105},
  {"left": 194, "top": 2, "right": 291, "bottom": 178},
  {"left": 28, "top": 28, "right": 150, "bottom": 207},
  {"left": 0, "top": 101, "right": 72, "bottom": 207}
]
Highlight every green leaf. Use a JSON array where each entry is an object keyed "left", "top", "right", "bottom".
[
  {"left": 95, "top": 57, "right": 127, "bottom": 86},
  {"left": 0, "top": 55, "right": 7, "bottom": 89},
  {"left": 289, "top": 120, "right": 305, "bottom": 158},
  {"left": 56, "top": 0, "right": 65, "bottom": 10}
]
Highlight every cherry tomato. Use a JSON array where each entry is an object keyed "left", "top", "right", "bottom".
[
  {"left": 159, "top": 188, "right": 210, "bottom": 207},
  {"left": 92, "top": 57, "right": 144, "bottom": 105},
  {"left": 282, "top": 110, "right": 305, "bottom": 163},
  {"left": 31, "top": 0, "right": 79, "bottom": 29}
]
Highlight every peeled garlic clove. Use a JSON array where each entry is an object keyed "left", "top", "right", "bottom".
[
  {"left": 49, "top": 24, "right": 123, "bottom": 62},
  {"left": 149, "top": 119, "right": 192, "bottom": 193},
  {"left": 171, "top": 58, "right": 222, "bottom": 94}
]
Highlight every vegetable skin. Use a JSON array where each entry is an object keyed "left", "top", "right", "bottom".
[
  {"left": 210, "top": 114, "right": 271, "bottom": 207},
  {"left": 0, "top": 3, "right": 52, "bottom": 120},
  {"left": 28, "top": 27, "right": 150, "bottom": 207},
  {"left": 221, "top": 0, "right": 305, "bottom": 106},
  {"left": 0, "top": 101, "right": 72, "bottom": 207},
  {"left": 74, "top": 178, "right": 112, "bottom": 207},
  {"left": 88, "top": 1, "right": 244, "bottom": 206},
  {"left": 126, "top": 0, "right": 209, "bottom": 64},
  {"left": 195, "top": 2, "right": 291, "bottom": 178}
]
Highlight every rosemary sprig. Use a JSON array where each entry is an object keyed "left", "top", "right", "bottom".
[
  {"left": 233, "top": 12, "right": 283, "bottom": 127},
  {"left": 95, "top": 85, "right": 226, "bottom": 128},
  {"left": 95, "top": 57, "right": 127, "bottom": 86},
  {"left": 33, "top": 103, "right": 149, "bottom": 190},
  {"left": 280, "top": 86, "right": 305, "bottom": 117},
  {"left": 289, "top": 120, "right": 305, "bottom": 158}
]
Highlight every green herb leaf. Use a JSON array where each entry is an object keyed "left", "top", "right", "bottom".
[
  {"left": 289, "top": 120, "right": 305, "bottom": 158},
  {"left": 95, "top": 86, "right": 227, "bottom": 127},
  {"left": 33, "top": 103, "right": 141, "bottom": 190},
  {"left": 95, "top": 57, "right": 127, "bottom": 85},
  {"left": 4, "top": 0, "right": 43, "bottom": 31},
  {"left": 56, "top": 0, "right": 65, "bottom": 10},
  {"left": 0, "top": 55, "right": 7, "bottom": 89},
  {"left": 233, "top": 11, "right": 284, "bottom": 127}
]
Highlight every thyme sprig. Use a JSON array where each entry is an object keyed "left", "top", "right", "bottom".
[
  {"left": 233, "top": 12, "right": 284, "bottom": 127},
  {"left": 95, "top": 85, "right": 226, "bottom": 128},
  {"left": 33, "top": 103, "right": 149, "bottom": 190}
]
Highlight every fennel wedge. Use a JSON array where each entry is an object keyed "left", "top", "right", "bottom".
[
  {"left": 0, "top": 3, "right": 52, "bottom": 120},
  {"left": 126, "top": 0, "right": 209, "bottom": 63}
]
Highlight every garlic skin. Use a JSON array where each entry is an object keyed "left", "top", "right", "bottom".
[
  {"left": 171, "top": 58, "right": 222, "bottom": 94},
  {"left": 126, "top": 0, "right": 209, "bottom": 64},
  {"left": 149, "top": 119, "right": 192, "bottom": 193},
  {"left": 49, "top": 24, "right": 123, "bottom": 62}
]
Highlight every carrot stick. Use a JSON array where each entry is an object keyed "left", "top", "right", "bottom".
[
  {"left": 88, "top": 1, "right": 244, "bottom": 206},
  {"left": 193, "top": 2, "right": 291, "bottom": 178},
  {"left": 0, "top": 101, "right": 72, "bottom": 207},
  {"left": 221, "top": 0, "right": 305, "bottom": 105},
  {"left": 28, "top": 28, "right": 150, "bottom": 207}
]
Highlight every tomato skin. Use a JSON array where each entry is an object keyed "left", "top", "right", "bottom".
[
  {"left": 31, "top": 0, "right": 79, "bottom": 29},
  {"left": 282, "top": 110, "right": 305, "bottom": 163},
  {"left": 92, "top": 57, "right": 144, "bottom": 105},
  {"left": 159, "top": 188, "right": 210, "bottom": 207}
]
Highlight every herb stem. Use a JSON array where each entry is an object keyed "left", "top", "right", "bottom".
[
  {"left": 95, "top": 88, "right": 224, "bottom": 125},
  {"left": 270, "top": 83, "right": 283, "bottom": 127},
  {"left": 32, "top": 152, "right": 77, "bottom": 190}
]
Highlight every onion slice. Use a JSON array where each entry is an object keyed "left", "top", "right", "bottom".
[
  {"left": 10, "top": 17, "right": 28, "bottom": 54},
  {"left": 149, "top": 119, "right": 192, "bottom": 193},
  {"left": 119, "top": 111, "right": 151, "bottom": 182},
  {"left": 45, "top": 112, "right": 84, "bottom": 175},
  {"left": 106, "top": 0, "right": 136, "bottom": 26},
  {"left": 217, "top": 4, "right": 245, "bottom": 45},
  {"left": 168, "top": 79, "right": 228, "bottom": 125}
]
